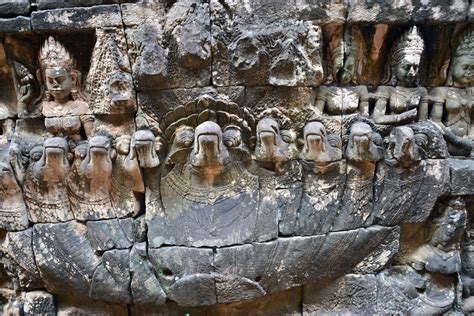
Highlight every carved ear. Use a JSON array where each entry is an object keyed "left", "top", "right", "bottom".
[
  {"left": 414, "top": 133, "right": 428, "bottom": 148},
  {"left": 327, "top": 134, "right": 342, "bottom": 149},
  {"left": 372, "top": 133, "right": 383, "bottom": 146},
  {"left": 70, "top": 69, "right": 81, "bottom": 86},
  {"left": 280, "top": 130, "right": 296, "bottom": 143}
]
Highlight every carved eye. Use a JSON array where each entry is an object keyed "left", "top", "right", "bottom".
[
  {"left": 31, "top": 151, "right": 42, "bottom": 161},
  {"left": 280, "top": 130, "right": 295, "bottom": 143}
]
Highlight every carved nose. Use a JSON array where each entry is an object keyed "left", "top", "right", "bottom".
[
  {"left": 407, "top": 66, "right": 417, "bottom": 77},
  {"left": 198, "top": 134, "right": 219, "bottom": 153},
  {"left": 260, "top": 131, "right": 276, "bottom": 146}
]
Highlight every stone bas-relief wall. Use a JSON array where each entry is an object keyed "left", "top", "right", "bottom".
[{"left": 0, "top": 0, "right": 473, "bottom": 315}]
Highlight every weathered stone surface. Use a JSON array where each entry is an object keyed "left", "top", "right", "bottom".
[
  {"left": 352, "top": 226, "right": 400, "bottom": 274},
  {"left": 37, "top": 0, "right": 123, "bottom": 10},
  {"left": 130, "top": 243, "right": 166, "bottom": 306},
  {"left": 211, "top": 4, "right": 324, "bottom": 87},
  {"left": 3, "top": 229, "right": 43, "bottom": 290},
  {"left": 124, "top": 0, "right": 211, "bottom": 90},
  {"left": 86, "top": 218, "right": 134, "bottom": 252},
  {"left": 209, "top": 0, "right": 346, "bottom": 23},
  {"left": 22, "top": 291, "right": 56, "bottom": 316},
  {"left": 245, "top": 87, "right": 316, "bottom": 131},
  {"left": 56, "top": 294, "right": 128, "bottom": 316},
  {"left": 215, "top": 226, "right": 399, "bottom": 296},
  {"left": 33, "top": 221, "right": 101, "bottom": 296},
  {"left": 90, "top": 249, "right": 131, "bottom": 304},
  {"left": 375, "top": 159, "right": 449, "bottom": 224},
  {"left": 0, "top": 0, "right": 472, "bottom": 313},
  {"left": 31, "top": 5, "right": 122, "bottom": 31},
  {"left": 303, "top": 274, "right": 379, "bottom": 315},
  {"left": 0, "top": 0, "right": 29, "bottom": 17},
  {"left": 449, "top": 158, "right": 474, "bottom": 195},
  {"left": 347, "top": 0, "right": 469, "bottom": 22},
  {"left": 137, "top": 87, "right": 244, "bottom": 126},
  {"left": 0, "top": 17, "right": 30, "bottom": 33},
  {"left": 149, "top": 247, "right": 215, "bottom": 306},
  {"left": 296, "top": 160, "right": 346, "bottom": 235}
]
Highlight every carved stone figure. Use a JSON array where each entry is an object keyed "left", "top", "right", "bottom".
[
  {"left": 332, "top": 121, "right": 382, "bottom": 231},
  {"left": 67, "top": 134, "right": 115, "bottom": 220},
  {"left": 86, "top": 27, "right": 136, "bottom": 114},
  {"left": 38, "top": 37, "right": 93, "bottom": 140},
  {"left": 212, "top": 5, "right": 324, "bottom": 87},
  {"left": 252, "top": 110, "right": 302, "bottom": 235},
  {"left": 373, "top": 26, "right": 428, "bottom": 125},
  {"left": 374, "top": 124, "right": 449, "bottom": 225},
  {"left": 18, "top": 137, "right": 74, "bottom": 223},
  {"left": 0, "top": 145, "right": 28, "bottom": 231},
  {"left": 146, "top": 96, "right": 270, "bottom": 247},
  {"left": 408, "top": 198, "right": 467, "bottom": 274},
  {"left": 430, "top": 28, "right": 474, "bottom": 156},
  {"left": 296, "top": 121, "right": 345, "bottom": 235},
  {"left": 317, "top": 27, "right": 369, "bottom": 118}
]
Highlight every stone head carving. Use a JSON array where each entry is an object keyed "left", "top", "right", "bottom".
[
  {"left": 385, "top": 126, "right": 427, "bottom": 167},
  {"left": 345, "top": 122, "right": 382, "bottom": 162},
  {"left": 79, "top": 134, "right": 114, "bottom": 177},
  {"left": 0, "top": 148, "right": 29, "bottom": 230},
  {"left": 254, "top": 116, "right": 297, "bottom": 173},
  {"left": 132, "top": 129, "right": 161, "bottom": 169},
  {"left": 301, "top": 121, "right": 342, "bottom": 163},
  {"left": 31, "top": 137, "right": 69, "bottom": 182},
  {"left": 38, "top": 37, "right": 84, "bottom": 106},
  {"left": 431, "top": 198, "right": 467, "bottom": 251},
  {"left": 390, "top": 26, "right": 424, "bottom": 86},
  {"left": 190, "top": 121, "right": 229, "bottom": 169},
  {"left": 159, "top": 96, "right": 254, "bottom": 168},
  {"left": 20, "top": 137, "right": 73, "bottom": 223},
  {"left": 447, "top": 28, "right": 474, "bottom": 87}
]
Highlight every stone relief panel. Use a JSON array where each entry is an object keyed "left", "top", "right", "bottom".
[{"left": 0, "top": 2, "right": 473, "bottom": 315}]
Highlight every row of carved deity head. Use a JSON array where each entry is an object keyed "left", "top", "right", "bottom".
[{"left": 7, "top": 114, "right": 434, "bottom": 180}]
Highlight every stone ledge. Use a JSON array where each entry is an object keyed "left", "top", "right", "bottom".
[
  {"left": 0, "top": 0, "right": 30, "bottom": 17},
  {"left": 0, "top": 16, "right": 31, "bottom": 33},
  {"left": 347, "top": 0, "right": 470, "bottom": 23},
  {"left": 31, "top": 4, "right": 122, "bottom": 31}
]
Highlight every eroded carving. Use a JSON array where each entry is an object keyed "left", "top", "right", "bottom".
[{"left": 430, "top": 28, "right": 474, "bottom": 156}]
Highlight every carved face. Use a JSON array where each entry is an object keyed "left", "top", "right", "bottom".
[
  {"left": 303, "top": 122, "right": 327, "bottom": 160},
  {"left": 346, "top": 122, "right": 381, "bottom": 162},
  {"left": 80, "top": 136, "right": 114, "bottom": 176},
  {"left": 339, "top": 55, "right": 355, "bottom": 85},
  {"left": 32, "top": 137, "right": 69, "bottom": 181},
  {"left": 432, "top": 202, "right": 466, "bottom": 249},
  {"left": 108, "top": 71, "right": 134, "bottom": 109},
  {"left": 451, "top": 55, "right": 474, "bottom": 86},
  {"left": 223, "top": 126, "right": 242, "bottom": 148},
  {"left": 255, "top": 118, "right": 292, "bottom": 163},
  {"left": 388, "top": 126, "right": 420, "bottom": 165},
  {"left": 45, "top": 67, "right": 74, "bottom": 102},
  {"left": 395, "top": 54, "right": 420, "bottom": 85},
  {"left": 133, "top": 130, "right": 160, "bottom": 168},
  {"left": 0, "top": 162, "right": 18, "bottom": 191},
  {"left": 191, "top": 121, "right": 228, "bottom": 168}
]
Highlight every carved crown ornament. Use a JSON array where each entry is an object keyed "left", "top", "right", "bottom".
[{"left": 0, "top": 4, "right": 473, "bottom": 313}]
